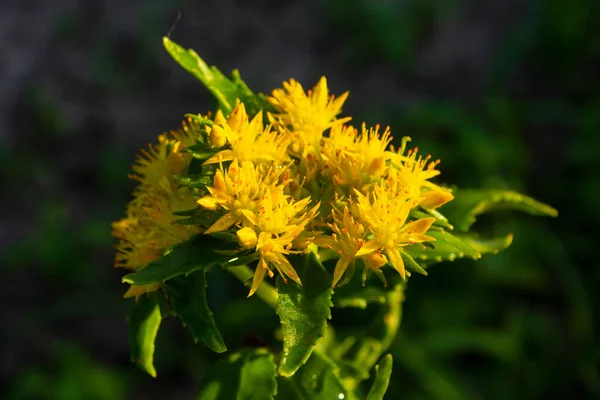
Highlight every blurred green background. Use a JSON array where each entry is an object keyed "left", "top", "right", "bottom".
[{"left": 2, "top": 0, "right": 598, "bottom": 399}]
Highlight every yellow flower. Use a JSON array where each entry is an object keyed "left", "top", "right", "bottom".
[
  {"left": 131, "top": 119, "right": 199, "bottom": 191},
  {"left": 321, "top": 123, "right": 392, "bottom": 189},
  {"left": 269, "top": 77, "right": 351, "bottom": 157},
  {"left": 389, "top": 146, "right": 454, "bottom": 209},
  {"left": 113, "top": 119, "right": 202, "bottom": 298},
  {"left": 355, "top": 124, "right": 393, "bottom": 177},
  {"left": 113, "top": 186, "right": 199, "bottom": 298},
  {"left": 353, "top": 184, "right": 436, "bottom": 279},
  {"left": 203, "top": 103, "right": 290, "bottom": 166},
  {"left": 313, "top": 206, "right": 368, "bottom": 288},
  {"left": 246, "top": 188, "right": 320, "bottom": 296},
  {"left": 198, "top": 158, "right": 287, "bottom": 234}
]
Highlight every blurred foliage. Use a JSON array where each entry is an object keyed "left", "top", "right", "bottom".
[{"left": 3, "top": 0, "right": 599, "bottom": 399}]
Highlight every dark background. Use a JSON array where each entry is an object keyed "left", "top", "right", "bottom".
[{"left": 2, "top": 0, "right": 598, "bottom": 399}]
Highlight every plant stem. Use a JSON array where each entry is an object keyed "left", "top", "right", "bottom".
[{"left": 228, "top": 265, "right": 278, "bottom": 310}]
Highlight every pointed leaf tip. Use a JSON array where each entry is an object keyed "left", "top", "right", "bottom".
[{"left": 128, "top": 293, "right": 164, "bottom": 377}]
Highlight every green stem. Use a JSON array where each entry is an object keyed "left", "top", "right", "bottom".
[{"left": 228, "top": 265, "right": 278, "bottom": 310}]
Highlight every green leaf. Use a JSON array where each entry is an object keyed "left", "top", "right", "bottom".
[
  {"left": 342, "top": 284, "right": 403, "bottom": 377},
  {"left": 443, "top": 188, "right": 558, "bottom": 232},
  {"left": 128, "top": 293, "right": 164, "bottom": 377},
  {"left": 198, "top": 349, "right": 278, "bottom": 400},
  {"left": 122, "top": 235, "right": 230, "bottom": 285},
  {"left": 404, "top": 230, "right": 481, "bottom": 266},
  {"left": 283, "top": 351, "right": 349, "bottom": 400},
  {"left": 163, "top": 37, "right": 271, "bottom": 116},
  {"left": 365, "top": 354, "right": 393, "bottom": 400},
  {"left": 400, "top": 250, "right": 428, "bottom": 276},
  {"left": 456, "top": 233, "right": 514, "bottom": 256},
  {"left": 183, "top": 143, "right": 219, "bottom": 161},
  {"left": 276, "top": 252, "right": 333, "bottom": 377},
  {"left": 165, "top": 270, "right": 226, "bottom": 353},
  {"left": 238, "top": 350, "right": 279, "bottom": 400}
]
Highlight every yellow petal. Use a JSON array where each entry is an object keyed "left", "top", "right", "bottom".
[
  {"left": 356, "top": 239, "right": 381, "bottom": 257},
  {"left": 332, "top": 257, "right": 351, "bottom": 288},
  {"left": 213, "top": 169, "right": 227, "bottom": 192},
  {"left": 228, "top": 103, "right": 247, "bottom": 132},
  {"left": 214, "top": 109, "right": 227, "bottom": 125},
  {"left": 402, "top": 218, "right": 436, "bottom": 236},
  {"left": 385, "top": 247, "right": 406, "bottom": 280},
  {"left": 209, "top": 125, "right": 228, "bottom": 148},
  {"left": 420, "top": 188, "right": 454, "bottom": 209},
  {"left": 249, "top": 259, "right": 268, "bottom": 297},
  {"left": 364, "top": 252, "right": 388, "bottom": 270},
  {"left": 205, "top": 213, "right": 237, "bottom": 234},
  {"left": 203, "top": 149, "right": 235, "bottom": 165},
  {"left": 240, "top": 209, "right": 258, "bottom": 226},
  {"left": 313, "top": 235, "right": 336, "bottom": 249},
  {"left": 274, "top": 254, "right": 302, "bottom": 285},
  {"left": 197, "top": 196, "right": 219, "bottom": 210}
]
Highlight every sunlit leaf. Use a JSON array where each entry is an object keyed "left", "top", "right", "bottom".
[
  {"left": 365, "top": 354, "right": 393, "bottom": 400},
  {"left": 404, "top": 230, "right": 480, "bottom": 265},
  {"left": 277, "top": 252, "right": 333, "bottom": 377},
  {"left": 443, "top": 188, "right": 558, "bottom": 232},
  {"left": 122, "top": 235, "right": 230, "bottom": 285},
  {"left": 165, "top": 270, "right": 226, "bottom": 353},
  {"left": 128, "top": 293, "right": 164, "bottom": 377},
  {"left": 163, "top": 37, "right": 271, "bottom": 116}
]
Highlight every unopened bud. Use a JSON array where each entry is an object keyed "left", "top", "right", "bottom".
[
  {"left": 209, "top": 125, "right": 228, "bottom": 148},
  {"left": 236, "top": 227, "right": 258, "bottom": 249}
]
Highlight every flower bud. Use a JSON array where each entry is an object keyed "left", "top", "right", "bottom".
[
  {"left": 236, "top": 227, "right": 258, "bottom": 249},
  {"left": 209, "top": 125, "right": 228, "bottom": 148}
]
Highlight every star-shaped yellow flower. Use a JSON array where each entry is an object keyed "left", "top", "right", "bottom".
[{"left": 353, "top": 184, "right": 436, "bottom": 280}]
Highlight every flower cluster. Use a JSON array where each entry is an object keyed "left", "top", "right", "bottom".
[
  {"left": 113, "top": 77, "right": 455, "bottom": 296},
  {"left": 112, "top": 118, "right": 201, "bottom": 298}
]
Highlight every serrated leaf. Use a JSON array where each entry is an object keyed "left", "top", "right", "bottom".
[
  {"left": 277, "top": 252, "right": 333, "bottom": 377},
  {"left": 404, "top": 230, "right": 480, "bottom": 265},
  {"left": 198, "top": 349, "right": 278, "bottom": 400},
  {"left": 128, "top": 293, "right": 164, "bottom": 377},
  {"left": 165, "top": 270, "right": 226, "bottom": 353},
  {"left": 443, "top": 188, "right": 558, "bottom": 232},
  {"left": 122, "top": 235, "right": 230, "bottom": 285},
  {"left": 163, "top": 37, "right": 270, "bottom": 116},
  {"left": 365, "top": 354, "right": 393, "bottom": 400},
  {"left": 238, "top": 350, "right": 278, "bottom": 400}
]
